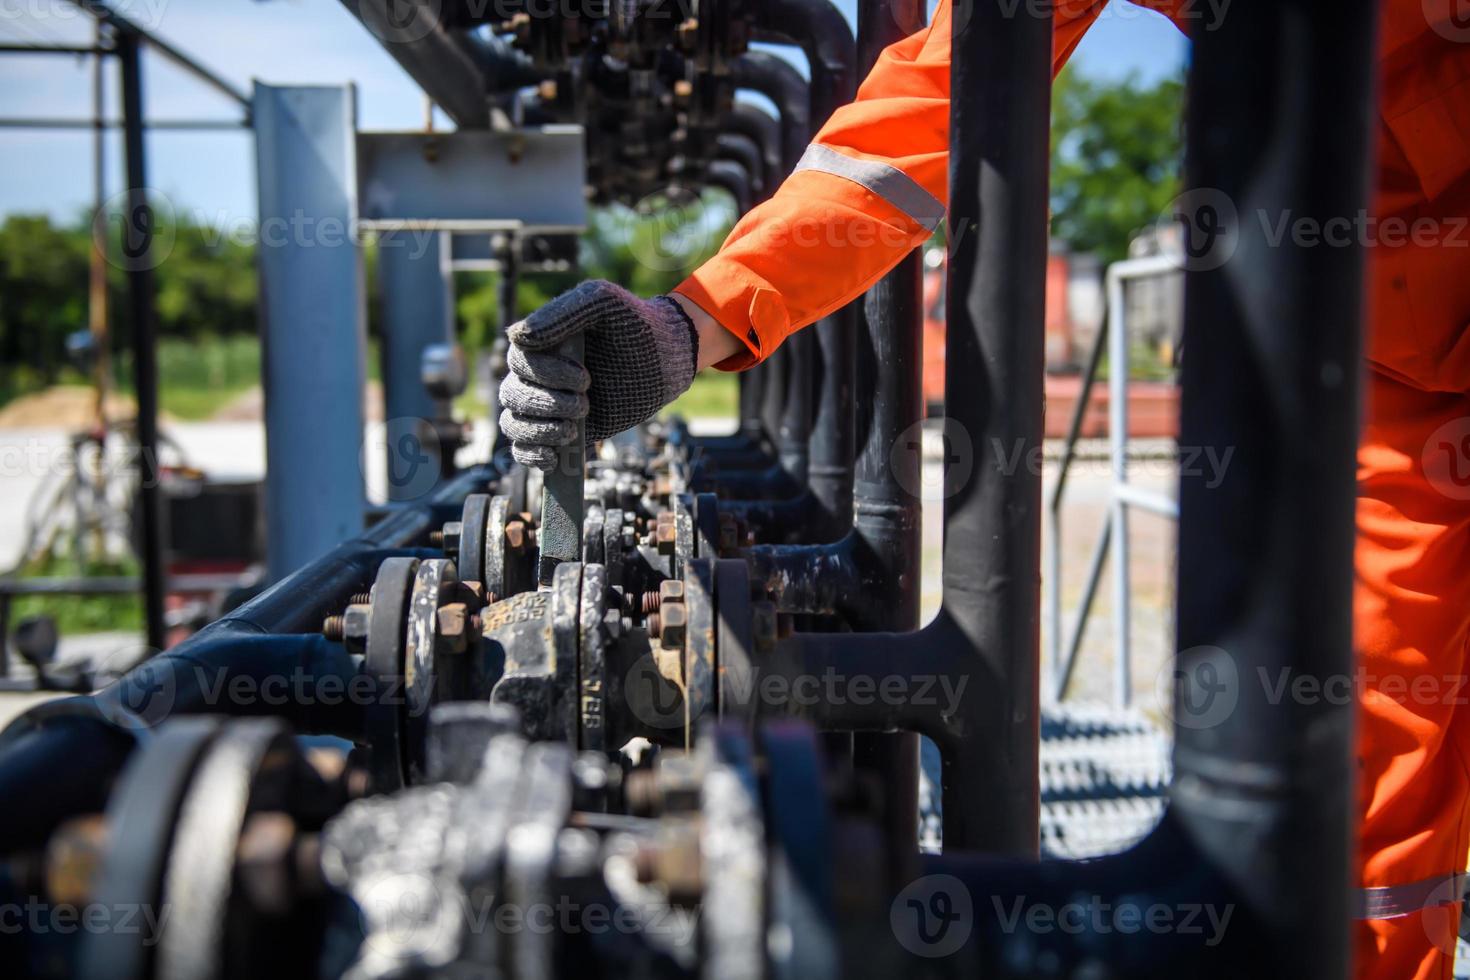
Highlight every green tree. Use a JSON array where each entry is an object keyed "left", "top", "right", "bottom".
[{"left": 1049, "top": 66, "right": 1185, "bottom": 262}]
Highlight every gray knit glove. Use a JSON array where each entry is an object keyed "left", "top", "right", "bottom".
[{"left": 497, "top": 280, "right": 699, "bottom": 470}]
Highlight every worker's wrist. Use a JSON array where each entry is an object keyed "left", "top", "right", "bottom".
[{"left": 669, "top": 292, "right": 743, "bottom": 370}]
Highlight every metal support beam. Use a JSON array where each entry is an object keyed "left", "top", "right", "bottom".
[
  {"left": 253, "top": 84, "right": 368, "bottom": 580},
  {"left": 116, "top": 32, "right": 166, "bottom": 653},
  {"left": 379, "top": 230, "right": 454, "bottom": 501},
  {"left": 356, "top": 129, "right": 586, "bottom": 232}
]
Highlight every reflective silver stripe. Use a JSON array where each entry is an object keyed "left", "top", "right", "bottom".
[
  {"left": 793, "top": 143, "right": 945, "bottom": 232},
  {"left": 1354, "top": 872, "right": 1467, "bottom": 920}
]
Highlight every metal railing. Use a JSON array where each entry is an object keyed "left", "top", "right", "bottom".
[{"left": 1046, "top": 252, "right": 1181, "bottom": 707}]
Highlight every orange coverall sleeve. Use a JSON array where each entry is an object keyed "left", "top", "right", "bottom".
[{"left": 671, "top": 0, "right": 1128, "bottom": 369}]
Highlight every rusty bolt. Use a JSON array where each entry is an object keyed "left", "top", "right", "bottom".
[
  {"left": 321, "top": 615, "right": 345, "bottom": 642},
  {"left": 436, "top": 602, "right": 475, "bottom": 655},
  {"left": 647, "top": 612, "right": 661, "bottom": 638},
  {"left": 505, "top": 520, "right": 528, "bottom": 552},
  {"left": 45, "top": 815, "right": 107, "bottom": 908},
  {"left": 237, "top": 812, "right": 322, "bottom": 915},
  {"left": 675, "top": 16, "right": 699, "bottom": 49},
  {"left": 341, "top": 603, "right": 373, "bottom": 655},
  {"left": 659, "top": 603, "right": 688, "bottom": 650},
  {"left": 641, "top": 591, "right": 662, "bottom": 614},
  {"left": 429, "top": 530, "right": 445, "bottom": 548},
  {"left": 655, "top": 514, "right": 677, "bottom": 555},
  {"left": 349, "top": 592, "right": 372, "bottom": 606}
]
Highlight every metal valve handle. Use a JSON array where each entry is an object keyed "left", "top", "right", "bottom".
[{"left": 537, "top": 334, "right": 585, "bottom": 586}]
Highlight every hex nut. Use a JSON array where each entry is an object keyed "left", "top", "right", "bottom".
[
  {"left": 659, "top": 579, "right": 685, "bottom": 605},
  {"left": 342, "top": 603, "right": 373, "bottom": 655},
  {"left": 441, "top": 521, "right": 464, "bottom": 556},
  {"left": 436, "top": 602, "right": 474, "bottom": 655},
  {"left": 505, "top": 520, "right": 528, "bottom": 552},
  {"left": 659, "top": 603, "right": 688, "bottom": 650}
]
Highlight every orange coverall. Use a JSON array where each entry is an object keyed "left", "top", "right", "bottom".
[{"left": 672, "top": 1, "right": 1470, "bottom": 976}]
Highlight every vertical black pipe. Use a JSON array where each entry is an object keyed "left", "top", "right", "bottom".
[
  {"left": 1170, "top": 2, "right": 1374, "bottom": 975},
  {"left": 850, "top": 0, "right": 926, "bottom": 872},
  {"left": 754, "top": 2, "right": 859, "bottom": 536},
  {"left": 118, "top": 32, "right": 167, "bottom": 653},
  {"left": 937, "top": 0, "right": 1048, "bottom": 854}
]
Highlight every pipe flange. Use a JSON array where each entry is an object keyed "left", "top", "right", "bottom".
[
  {"left": 457, "top": 493, "right": 492, "bottom": 586},
  {"left": 365, "top": 556, "right": 419, "bottom": 793},
  {"left": 714, "top": 559, "right": 755, "bottom": 725},
  {"left": 683, "top": 558, "right": 717, "bottom": 732}
]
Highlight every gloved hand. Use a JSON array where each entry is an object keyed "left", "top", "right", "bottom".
[{"left": 498, "top": 280, "right": 699, "bottom": 469}]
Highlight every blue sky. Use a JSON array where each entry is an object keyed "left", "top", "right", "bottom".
[{"left": 0, "top": 0, "right": 1186, "bottom": 224}]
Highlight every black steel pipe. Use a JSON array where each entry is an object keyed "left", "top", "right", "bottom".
[
  {"left": 713, "top": 133, "right": 765, "bottom": 198},
  {"left": 723, "top": 104, "right": 783, "bottom": 198},
  {"left": 117, "top": 33, "right": 166, "bottom": 655},
  {"left": 751, "top": 0, "right": 1045, "bottom": 853},
  {"left": 931, "top": 0, "right": 1049, "bottom": 854},
  {"left": 849, "top": 0, "right": 926, "bottom": 870},
  {"left": 1168, "top": 0, "right": 1375, "bottom": 973},
  {"left": 732, "top": 52, "right": 810, "bottom": 183},
  {"left": 704, "top": 158, "right": 754, "bottom": 214},
  {"left": 751, "top": 0, "right": 859, "bottom": 540},
  {"left": 339, "top": 0, "right": 493, "bottom": 127}
]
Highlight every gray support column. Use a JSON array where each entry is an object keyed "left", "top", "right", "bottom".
[
  {"left": 379, "top": 230, "right": 453, "bottom": 500},
  {"left": 253, "top": 84, "right": 367, "bottom": 580}
]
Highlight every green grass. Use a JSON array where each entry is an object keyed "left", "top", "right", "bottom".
[
  {"left": 11, "top": 553, "right": 143, "bottom": 636},
  {"left": 663, "top": 371, "right": 738, "bottom": 420},
  {"left": 112, "top": 334, "right": 262, "bottom": 420}
]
